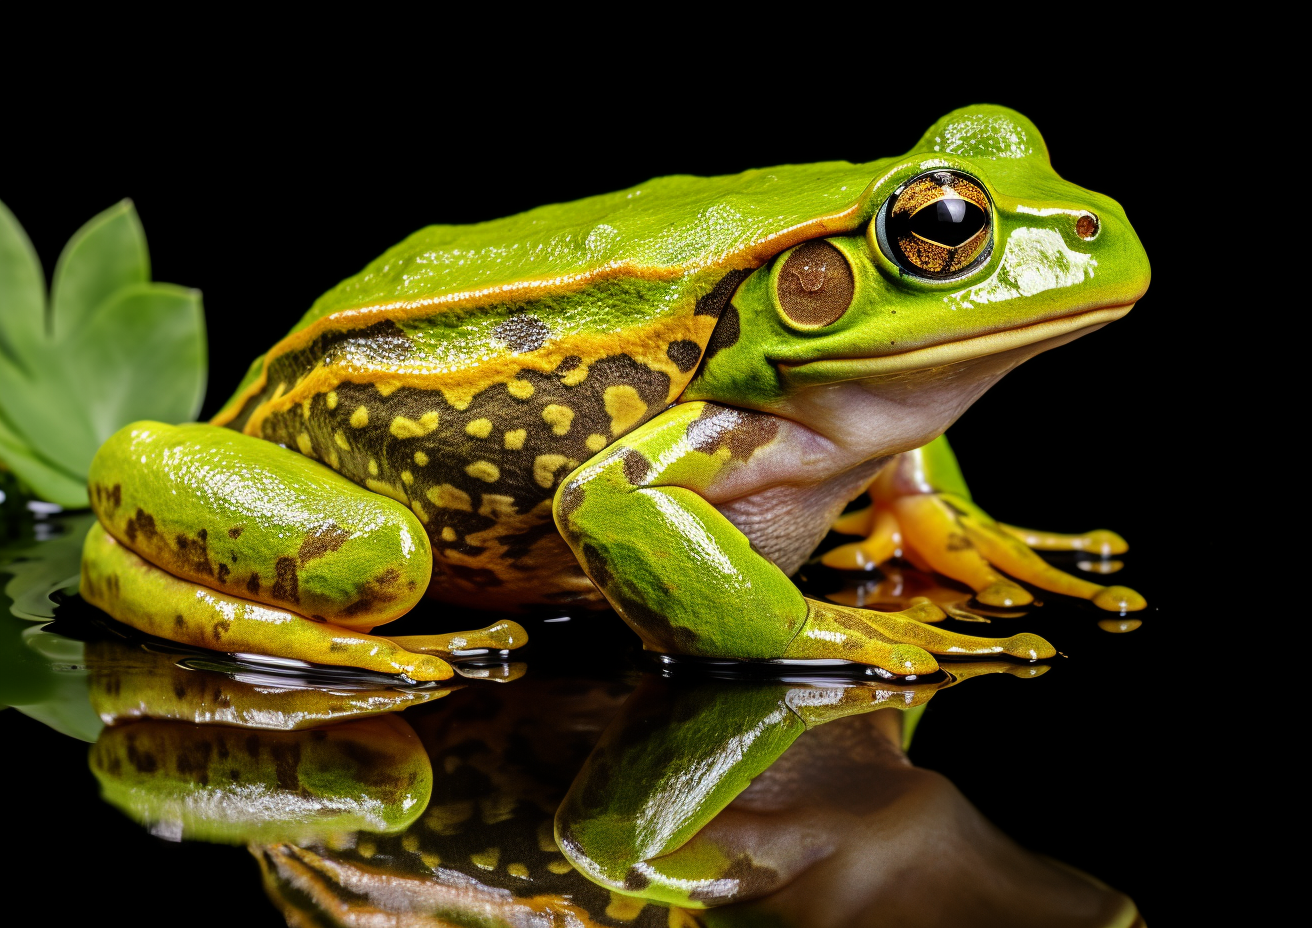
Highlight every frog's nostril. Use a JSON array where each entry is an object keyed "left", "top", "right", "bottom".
[{"left": 1075, "top": 213, "right": 1099, "bottom": 240}]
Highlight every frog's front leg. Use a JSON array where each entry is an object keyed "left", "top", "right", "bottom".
[
  {"left": 823, "top": 435, "right": 1146, "bottom": 612},
  {"left": 554, "top": 403, "right": 1053, "bottom": 675}
]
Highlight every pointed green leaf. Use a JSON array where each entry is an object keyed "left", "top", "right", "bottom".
[
  {"left": 0, "top": 411, "right": 88, "bottom": 507},
  {"left": 0, "top": 199, "right": 46, "bottom": 374},
  {"left": 74, "top": 282, "right": 207, "bottom": 444},
  {"left": 50, "top": 199, "right": 149, "bottom": 342}
]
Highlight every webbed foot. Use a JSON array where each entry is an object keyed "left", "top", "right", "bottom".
[
  {"left": 823, "top": 444, "right": 1145, "bottom": 614},
  {"left": 784, "top": 598, "right": 1054, "bottom": 676}
]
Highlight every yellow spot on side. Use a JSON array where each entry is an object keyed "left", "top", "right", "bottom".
[
  {"left": 350, "top": 406, "right": 369, "bottom": 428},
  {"left": 479, "top": 494, "right": 517, "bottom": 520},
  {"left": 604, "top": 385, "right": 647, "bottom": 435},
  {"left": 606, "top": 892, "right": 647, "bottom": 920},
  {"left": 507, "top": 863, "right": 530, "bottom": 879},
  {"left": 428, "top": 485, "right": 472, "bottom": 511},
  {"left": 414, "top": 451, "right": 429, "bottom": 466},
  {"left": 537, "top": 821, "right": 558, "bottom": 852},
  {"left": 402, "top": 834, "right": 421, "bottom": 853},
  {"left": 420, "top": 852, "right": 441, "bottom": 869},
  {"left": 368, "top": 459, "right": 379, "bottom": 476},
  {"left": 334, "top": 429, "right": 351, "bottom": 450},
  {"left": 586, "top": 433, "right": 608, "bottom": 452},
  {"left": 375, "top": 379, "right": 402, "bottom": 397},
  {"left": 296, "top": 432, "right": 315, "bottom": 456},
  {"left": 534, "top": 454, "right": 572, "bottom": 489},
  {"left": 391, "top": 411, "right": 440, "bottom": 439},
  {"left": 504, "top": 429, "right": 526, "bottom": 450},
  {"left": 300, "top": 398, "right": 313, "bottom": 419},
  {"left": 542, "top": 404, "right": 574, "bottom": 436},
  {"left": 357, "top": 840, "right": 376, "bottom": 858},
  {"left": 507, "top": 378, "right": 535, "bottom": 400},
  {"left": 465, "top": 418, "right": 493, "bottom": 438},
  {"left": 470, "top": 847, "right": 500, "bottom": 870},
  {"left": 547, "top": 859, "right": 573, "bottom": 874},
  {"left": 466, "top": 461, "right": 500, "bottom": 483},
  {"left": 401, "top": 470, "right": 414, "bottom": 485},
  {"left": 327, "top": 449, "right": 340, "bottom": 470},
  {"left": 561, "top": 364, "right": 589, "bottom": 386},
  {"left": 411, "top": 500, "right": 428, "bottom": 523},
  {"left": 366, "top": 479, "right": 407, "bottom": 503},
  {"left": 326, "top": 390, "right": 338, "bottom": 410},
  {"left": 441, "top": 526, "right": 457, "bottom": 542}
]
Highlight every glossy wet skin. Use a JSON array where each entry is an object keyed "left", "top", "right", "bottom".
[{"left": 81, "top": 104, "right": 1150, "bottom": 680}]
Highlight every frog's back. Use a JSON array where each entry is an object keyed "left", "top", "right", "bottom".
[{"left": 213, "top": 160, "right": 886, "bottom": 609}]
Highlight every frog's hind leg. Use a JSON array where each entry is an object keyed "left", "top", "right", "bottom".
[
  {"left": 823, "top": 435, "right": 1145, "bottom": 612},
  {"left": 554, "top": 402, "right": 1054, "bottom": 677},
  {"left": 81, "top": 523, "right": 455, "bottom": 681}
]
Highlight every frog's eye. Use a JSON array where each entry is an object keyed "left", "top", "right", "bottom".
[
  {"left": 881, "top": 171, "right": 992, "bottom": 278},
  {"left": 775, "top": 240, "right": 855, "bottom": 327}
]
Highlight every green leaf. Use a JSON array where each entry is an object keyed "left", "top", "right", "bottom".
[
  {"left": 75, "top": 282, "right": 207, "bottom": 442},
  {"left": 50, "top": 199, "right": 149, "bottom": 342},
  {"left": 0, "top": 199, "right": 46, "bottom": 374},
  {"left": 0, "top": 408, "right": 87, "bottom": 508},
  {"left": 0, "top": 199, "right": 206, "bottom": 506}
]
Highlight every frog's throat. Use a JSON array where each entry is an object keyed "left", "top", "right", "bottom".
[{"left": 777, "top": 303, "right": 1134, "bottom": 385}]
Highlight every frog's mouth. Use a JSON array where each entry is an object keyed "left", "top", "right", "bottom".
[{"left": 778, "top": 303, "right": 1135, "bottom": 385}]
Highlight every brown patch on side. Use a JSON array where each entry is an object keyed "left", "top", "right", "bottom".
[
  {"left": 298, "top": 523, "right": 351, "bottom": 566},
  {"left": 247, "top": 572, "right": 260, "bottom": 595},
  {"left": 666, "top": 339, "right": 702, "bottom": 372},
  {"left": 271, "top": 557, "right": 300, "bottom": 604},
  {"left": 688, "top": 405, "right": 780, "bottom": 460},
  {"left": 216, "top": 563, "right": 230, "bottom": 584},
  {"left": 228, "top": 526, "right": 244, "bottom": 539}
]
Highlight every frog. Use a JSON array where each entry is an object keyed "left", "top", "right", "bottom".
[{"left": 81, "top": 104, "right": 1150, "bottom": 681}]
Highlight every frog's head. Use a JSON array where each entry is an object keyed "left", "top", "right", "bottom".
[{"left": 694, "top": 105, "right": 1149, "bottom": 435}]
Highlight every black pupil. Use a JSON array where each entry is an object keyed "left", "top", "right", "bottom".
[{"left": 907, "top": 197, "right": 987, "bottom": 247}]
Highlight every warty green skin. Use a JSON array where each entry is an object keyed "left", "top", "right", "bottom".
[{"left": 82, "top": 104, "right": 1148, "bottom": 680}]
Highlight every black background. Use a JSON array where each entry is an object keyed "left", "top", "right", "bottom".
[{"left": 2, "top": 54, "right": 1213, "bottom": 926}]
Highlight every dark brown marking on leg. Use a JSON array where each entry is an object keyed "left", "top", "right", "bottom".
[
  {"left": 688, "top": 405, "right": 780, "bottom": 460},
  {"left": 271, "top": 557, "right": 300, "bottom": 604},
  {"left": 216, "top": 563, "right": 230, "bottom": 584},
  {"left": 620, "top": 448, "right": 651, "bottom": 486},
  {"left": 247, "top": 572, "right": 260, "bottom": 595},
  {"left": 298, "top": 523, "right": 350, "bottom": 566}
]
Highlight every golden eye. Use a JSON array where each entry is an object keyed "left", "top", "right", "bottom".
[
  {"left": 881, "top": 171, "right": 991, "bottom": 278},
  {"left": 775, "top": 240, "right": 854, "bottom": 327}
]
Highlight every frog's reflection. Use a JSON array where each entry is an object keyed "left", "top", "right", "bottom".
[{"left": 84, "top": 638, "right": 1141, "bottom": 927}]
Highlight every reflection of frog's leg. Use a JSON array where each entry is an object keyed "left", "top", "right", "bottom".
[
  {"left": 824, "top": 435, "right": 1146, "bottom": 612},
  {"left": 90, "top": 715, "right": 432, "bottom": 844},
  {"left": 555, "top": 678, "right": 917, "bottom": 907},
  {"left": 555, "top": 402, "right": 1053, "bottom": 676},
  {"left": 86, "top": 638, "right": 459, "bottom": 729},
  {"left": 81, "top": 523, "right": 455, "bottom": 681}
]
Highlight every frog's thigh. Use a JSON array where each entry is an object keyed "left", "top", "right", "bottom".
[
  {"left": 553, "top": 403, "right": 1051, "bottom": 672},
  {"left": 81, "top": 523, "right": 453, "bottom": 681}
]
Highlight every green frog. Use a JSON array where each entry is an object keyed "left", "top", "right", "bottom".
[{"left": 80, "top": 104, "right": 1149, "bottom": 681}]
